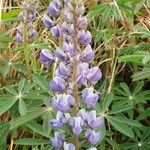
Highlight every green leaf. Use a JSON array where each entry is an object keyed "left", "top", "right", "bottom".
[
  {"left": 108, "top": 118, "right": 134, "bottom": 137},
  {"left": 105, "top": 138, "right": 121, "bottom": 149},
  {"left": 18, "top": 78, "right": 26, "bottom": 93},
  {"left": 33, "top": 74, "right": 49, "bottom": 92},
  {"left": 120, "top": 82, "right": 131, "bottom": 96},
  {"left": 2, "top": 9, "right": 21, "bottom": 20},
  {"left": 14, "top": 138, "right": 49, "bottom": 145},
  {"left": 133, "top": 70, "right": 150, "bottom": 81},
  {"left": 107, "top": 116, "right": 142, "bottom": 127},
  {"left": 102, "top": 93, "right": 113, "bottom": 112},
  {"left": 26, "top": 121, "right": 48, "bottom": 137},
  {"left": 18, "top": 99, "right": 27, "bottom": 116},
  {"left": 108, "top": 105, "right": 133, "bottom": 114},
  {"left": 4, "top": 86, "right": 18, "bottom": 95},
  {"left": 137, "top": 108, "right": 150, "bottom": 121},
  {"left": 119, "top": 55, "right": 144, "bottom": 63},
  {"left": 0, "top": 96, "right": 18, "bottom": 115},
  {"left": 10, "top": 107, "right": 47, "bottom": 130}
]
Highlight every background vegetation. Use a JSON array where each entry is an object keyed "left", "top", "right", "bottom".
[{"left": 0, "top": 0, "right": 150, "bottom": 149}]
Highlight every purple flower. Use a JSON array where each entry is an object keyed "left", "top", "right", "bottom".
[
  {"left": 48, "top": 2, "right": 60, "bottom": 17},
  {"left": 51, "top": 26, "right": 61, "bottom": 38},
  {"left": 77, "top": 16, "right": 88, "bottom": 30},
  {"left": 82, "top": 87, "right": 99, "bottom": 108},
  {"left": 87, "top": 67, "right": 102, "bottom": 84},
  {"left": 42, "top": 14, "right": 55, "bottom": 29},
  {"left": 63, "top": 142, "right": 75, "bottom": 150},
  {"left": 55, "top": 62, "right": 69, "bottom": 78},
  {"left": 40, "top": 49, "right": 54, "bottom": 68},
  {"left": 85, "top": 129, "right": 100, "bottom": 145},
  {"left": 50, "top": 132, "right": 65, "bottom": 148},
  {"left": 50, "top": 76, "right": 67, "bottom": 93},
  {"left": 81, "top": 44, "right": 94, "bottom": 63},
  {"left": 77, "top": 63, "right": 89, "bottom": 85},
  {"left": 69, "top": 117, "right": 84, "bottom": 136},
  {"left": 87, "top": 110, "right": 104, "bottom": 129},
  {"left": 16, "top": 32, "right": 23, "bottom": 43},
  {"left": 19, "top": 11, "right": 36, "bottom": 22},
  {"left": 55, "top": 47, "right": 67, "bottom": 61},
  {"left": 52, "top": 93, "right": 75, "bottom": 112},
  {"left": 29, "top": 28, "right": 36, "bottom": 39},
  {"left": 78, "top": 30, "right": 92, "bottom": 45},
  {"left": 77, "top": 109, "right": 87, "bottom": 122},
  {"left": 50, "top": 111, "right": 64, "bottom": 129},
  {"left": 64, "top": 42, "right": 75, "bottom": 57}
]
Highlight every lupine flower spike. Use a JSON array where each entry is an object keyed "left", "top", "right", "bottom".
[{"left": 40, "top": 0, "right": 104, "bottom": 149}]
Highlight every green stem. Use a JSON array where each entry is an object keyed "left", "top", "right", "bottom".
[{"left": 23, "top": 12, "right": 32, "bottom": 80}]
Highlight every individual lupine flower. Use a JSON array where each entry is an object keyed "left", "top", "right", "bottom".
[
  {"left": 63, "top": 142, "right": 75, "bottom": 150},
  {"left": 86, "top": 110, "right": 104, "bottom": 129},
  {"left": 63, "top": 113, "right": 71, "bottom": 123},
  {"left": 78, "top": 30, "right": 92, "bottom": 45},
  {"left": 87, "top": 147, "right": 97, "bottom": 150},
  {"left": 55, "top": 47, "right": 67, "bottom": 61},
  {"left": 50, "top": 76, "right": 67, "bottom": 93},
  {"left": 85, "top": 129, "right": 100, "bottom": 145},
  {"left": 87, "top": 67, "right": 102, "bottom": 84},
  {"left": 50, "top": 111, "right": 64, "bottom": 129},
  {"left": 50, "top": 132, "right": 65, "bottom": 148},
  {"left": 77, "top": 108, "right": 87, "bottom": 122},
  {"left": 82, "top": 87, "right": 99, "bottom": 108},
  {"left": 16, "top": 32, "right": 23, "bottom": 43},
  {"left": 42, "top": 14, "right": 55, "bottom": 29},
  {"left": 69, "top": 116, "right": 84, "bottom": 136},
  {"left": 48, "top": 1, "right": 60, "bottom": 17},
  {"left": 40, "top": 49, "right": 54, "bottom": 68},
  {"left": 19, "top": 11, "right": 36, "bottom": 22},
  {"left": 77, "top": 16, "right": 88, "bottom": 30},
  {"left": 29, "top": 28, "right": 37, "bottom": 39},
  {"left": 51, "top": 26, "right": 61, "bottom": 38},
  {"left": 64, "top": 42, "right": 75, "bottom": 57},
  {"left": 55, "top": 62, "right": 69, "bottom": 78},
  {"left": 77, "top": 63, "right": 89, "bottom": 85},
  {"left": 81, "top": 44, "right": 94, "bottom": 63},
  {"left": 52, "top": 93, "right": 75, "bottom": 112}
]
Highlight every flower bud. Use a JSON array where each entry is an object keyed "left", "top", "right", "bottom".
[
  {"left": 29, "top": 28, "right": 36, "bottom": 39},
  {"left": 77, "top": 5, "right": 85, "bottom": 16},
  {"left": 16, "top": 32, "right": 23, "bottom": 43},
  {"left": 51, "top": 132, "right": 65, "bottom": 148},
  {"left": 52, "top": 93, "right": 75, "bottom": 112},
  {"left": 77, "top": 16, "right": 88, "bottom": 30},
  {"left": 40, "top": 49, "right": 54, "bottom": 68},
  {"left": 87, "top": 67, "right": 102, "bottom": 84},
  {"left": 48, "top": 2, "right": 60, "bottom": 17},
  {"left": 85, "top": 129, "right": 100, "bottom": 145},
  {"left": 81, "top": 44, "right": 94, "bottom": 63},
  {"left": 42, "top": 14, "right": 55, "bottom": 29},
  {"left": 82, "top": 87, "right": 99, "bottom": 108},
  {"left": 78, "top": 30, "right": 92, "bottom": 45},
  {"left": 87, "top": 147, "right": 97, "bottom": 150},
  {"left": 51, "top": 26, "right": 61, "bottom": 38},
  {"left": 50, "top": 76, "right": 67, "bottom": 93}
]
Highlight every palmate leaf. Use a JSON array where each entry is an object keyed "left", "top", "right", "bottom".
[
  {"left": 14, "top": 138, "right": 49, "bottom": 145},
  {"left": 10, "top": 107, "right": 47, "bottom": 130}
]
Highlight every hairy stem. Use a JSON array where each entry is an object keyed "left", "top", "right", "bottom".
[{"left": 72, "top": 10, "right": 80, "bottom": 150}]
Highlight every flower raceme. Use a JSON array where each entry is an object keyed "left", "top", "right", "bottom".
[{"left": 40, "top": 0, "right": 104, "bottom": 149}]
